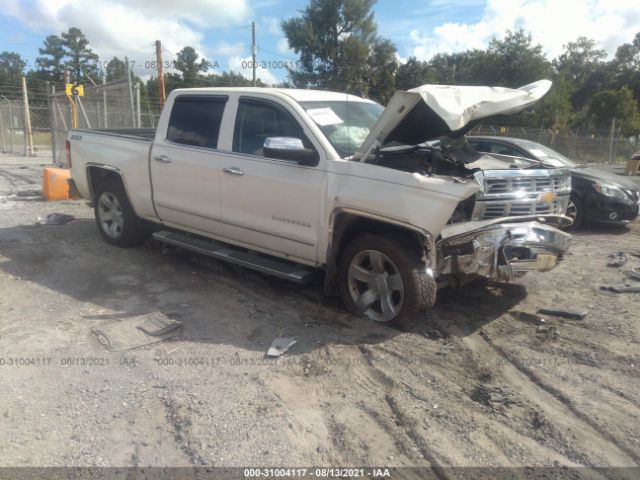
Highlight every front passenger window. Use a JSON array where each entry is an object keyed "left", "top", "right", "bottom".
[{"left": 233, "top": 100, "right": 306, "bottom": 156}]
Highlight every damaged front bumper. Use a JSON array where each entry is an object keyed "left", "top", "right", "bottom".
[{"left": 437, "top": 218, "right": 572, "bottom": 283}]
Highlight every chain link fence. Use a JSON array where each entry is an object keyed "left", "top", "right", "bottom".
[
  {"left": 0, "top": 97, "right": 51, "bottom": 157},
  {"left": 3, "top": 76, "right": 639, "bottom": 167},
  {"left": 468, "top": 125, "right": 639, "bottom": 164},
  {"left": 1, "top": 76, "right": 162, "bottom": 165},
  {"left": 50, "top": 79, "right": 144, "bottom": 165}
]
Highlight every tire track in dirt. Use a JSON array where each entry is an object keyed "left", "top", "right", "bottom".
[
  {"left": 449, "top": 324, "right": 639, "bottom": 467},
  {"left": 485, "top": 337, "right": 640, "bottom": 464},
  {"left": 383, "top": 394, "right": 449, "bottom": 480},
  {"left": 357, "top": 344, "right": 449, "bottom": 477},
  {"left": 161, "top": 395, "right": 208, "bottom": 466}
]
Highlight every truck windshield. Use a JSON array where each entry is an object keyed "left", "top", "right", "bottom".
[{"left": 300, "top": 100, "right": 383, "bottom": 158}]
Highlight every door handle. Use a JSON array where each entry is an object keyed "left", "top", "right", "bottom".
[
  {"left": 223, "top": 167, "right": 244, "bottom": 176},
  {"left": 154, "top": 155, "right": 171, "bottom": 163}
]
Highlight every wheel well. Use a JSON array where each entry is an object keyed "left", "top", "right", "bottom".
[
  {"left": 323, "top": 212, "right": 428, "bottom": 296},
  {"left": 87, "top": 166, "right": 124, "bottom": 202}
]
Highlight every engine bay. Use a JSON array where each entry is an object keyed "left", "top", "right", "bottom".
[{"left": 370, "top": 137, "right": 538, "bottom": 178}]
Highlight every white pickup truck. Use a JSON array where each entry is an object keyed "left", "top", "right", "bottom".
[{"left": 68, "top": 81, "right": 571, "bottom": 327}]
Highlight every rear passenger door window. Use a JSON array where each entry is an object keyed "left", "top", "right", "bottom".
[
  {"left": 232, "top": 99, "right": 309, "bottom": 157},
  {"left": 167, "top": 95, "right": 227, "bottom": 149}
]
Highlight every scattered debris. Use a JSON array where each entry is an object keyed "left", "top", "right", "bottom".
[
  {"left": 537, "top": 308, "right": 588, "bottom": 320},
  {"left": 607, "top": 252, "right": 627, "bottom": 267},
  {"left": 600, "top": 284, "right": 640, "bottom": 293},
  {"left": 401, "top": 381, "right": 430, "bottom": 403},
  {"left": 137, "top": 312, "right": 184, "bottom": 336},
  {"left": 422, "top": 327, "right": 445, "bottom": 340},
  {"left": 479, "top": 329, "right": 492, "bottom": 341},
  {"left": 93, "top": 312, "right": 183, "bottom": 352},
  {"left": 625, "top": 269, "right": 640, "bottom": 282},
  {"left": 36, "top": 213, "right": 76, "bottom": 225},
  {"left": 470, "top": 385, "right": 520, "bottom": 409},
  {"left": 437, "top": 344, "right": 454, "bottom": 356},
  {"left": 266, "top": 337, "right": 297, "bottom": 357},
  {"left": 535, "top": 325, "right": 559, "bottom": 338},
  {"left": 16, "top": 190, "right": 42, "bottom": 200}
]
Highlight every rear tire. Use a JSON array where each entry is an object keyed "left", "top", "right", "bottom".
[
  {"left": 94, "top": 181, "right": 148, "bottom": 247},
  {"left": 338, "top": 233, "right": 436, "bottom": 329}
]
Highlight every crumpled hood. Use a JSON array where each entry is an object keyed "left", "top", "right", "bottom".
[{"left": 355, "top": 80, "right": 552, "bottom": 162}]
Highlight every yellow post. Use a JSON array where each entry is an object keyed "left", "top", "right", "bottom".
[{"left": 65, "top": 83, "right": 79, "bottom": 128}]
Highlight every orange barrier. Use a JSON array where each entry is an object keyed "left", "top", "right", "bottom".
[{"left": 42, "top": 167, "right": 70, "bottom": 201}]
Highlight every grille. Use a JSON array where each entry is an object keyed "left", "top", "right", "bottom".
[
  {"left": 484, "top": 176, "right": 569, "bottom": 195},
  {"left": 472, "top": 169, "right": 571, "bottom": 221},
  {"left": 480, "top": 200, "right": 566, "bottom": 219}
]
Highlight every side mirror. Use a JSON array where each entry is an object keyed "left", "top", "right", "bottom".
[{"left": 263, "top": 137, "right": 319, "bottom": 166}]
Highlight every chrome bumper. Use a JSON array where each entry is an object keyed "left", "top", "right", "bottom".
[{"left": 437, "top": 221, "right": 571, "bottom": 282}]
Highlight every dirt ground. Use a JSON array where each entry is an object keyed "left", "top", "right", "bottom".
[{"left": 1, "top": 159, "right": 639, "bottom": 477}]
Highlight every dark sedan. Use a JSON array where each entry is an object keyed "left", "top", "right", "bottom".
[{"left": 467, "top": 136, "right": 640, "bottom": 228}]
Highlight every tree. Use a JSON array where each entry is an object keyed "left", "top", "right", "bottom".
[
  {"left": 173, "top": 47, "right": 209, "bottom": 86},
  {"left": 554, "top": 37, "right": 608, "bottom": 110},
  {"left": 105, "top": 57, "right": 127, "bottom": 81},
  {"left": 588, "top": 87, "right": 640, "bottom": 136},
  {"left": 282, "top": 0, "right": 396, "bottom": 99},
  {"left": 0, "top": 51, "right": 27, "bottom": 96},
  {"left": 395, "top": 57, "right": 429, "bottom": 90},
  {"left": 36, "top": 35, "right": 66, "bottom": 83},
  {"left": 365, "top": 39, "right": 397, "bottom": 102},
  {"left": 62, "top": 27, "right": 100, "bottom": 83},
  {"left": 484, "top": 29, "right": 551, "bottom": 87},
  {"left": 528, "top": 78, "right": 574, "bottom": 129},
  {"left": 423, "top": 50, "right": 492, "bottom": 85},
  {"left": 612, "top": 32, "right": 640, "bottom": 103}
]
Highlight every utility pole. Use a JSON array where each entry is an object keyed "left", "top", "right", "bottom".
[
  {"left": 608, "top": 117, "right": 616, "bottom": 164},
  {"left": 21, "top": 76, "right": 34, "bottom": 156},
  {"left": 156, "top": 40, "right": 166, "bottom": 108},
  {"left": 49, "top": 83, "right": 59, "bottom": 164},
  {"left": 135, "top": 82, "right": 141, "bottom": 128},
  {"left": 251, "top": 22, "right": 257, "bottom": 87},
  {"left": 125, "top": 56, "right": 135, "bottom": 127},
  {"left": 102, "top": 72, "right": 108, "bottom": 128},
  {"left": 64, "top": 68, "right": 76, "bottom": 129}
]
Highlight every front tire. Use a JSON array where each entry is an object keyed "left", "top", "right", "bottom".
[
  {"left": 338, "top": 233, "right": 436, "bottom": 328},
  {"left": 94, "top": 181, "right": 147, "bottom": 247},
  {"left": 565, "top": 193, "right": 584, "bottom": 230}
]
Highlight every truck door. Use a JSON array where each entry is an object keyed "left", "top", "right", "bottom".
[
  {"left": 218, "top": 97, "right": 326, "bottom": 264},
  {"left": 149, "top": 94, "right": 228, "bottom": 234}
]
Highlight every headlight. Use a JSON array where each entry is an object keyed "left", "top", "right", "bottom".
[{"left": 592, "top": 183, "right": 629, "bottom": 201}]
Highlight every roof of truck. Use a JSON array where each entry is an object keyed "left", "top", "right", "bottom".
[{"left": 169, "top": 87, "right": 377, "bottom": 103}]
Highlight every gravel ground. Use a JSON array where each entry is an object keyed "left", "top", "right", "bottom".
[{"left": 1, "top": 160, "right": 639, "bottom": 476}]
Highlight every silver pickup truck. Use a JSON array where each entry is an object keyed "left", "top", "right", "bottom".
[{"left": 68, "top": 80, "right": 571, "bottom": 327}]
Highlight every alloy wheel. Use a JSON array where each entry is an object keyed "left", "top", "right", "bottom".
[
  {"left": 347, "top": 249, "right": 405, "bottom": 322},
  {"left": 97, "top": 192, "right": 124, "bottom": 239}
]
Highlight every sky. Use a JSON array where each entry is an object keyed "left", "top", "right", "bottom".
[{"left": 1, "top": 0, "right": 639, "bottom": 85}]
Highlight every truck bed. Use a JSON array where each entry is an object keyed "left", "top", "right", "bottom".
[
  {"left": 72, "top": 128, "right": 156, "bottom": 141},
  {"left": 68, "top": 127, "right": 157, "bottom": 220}
]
